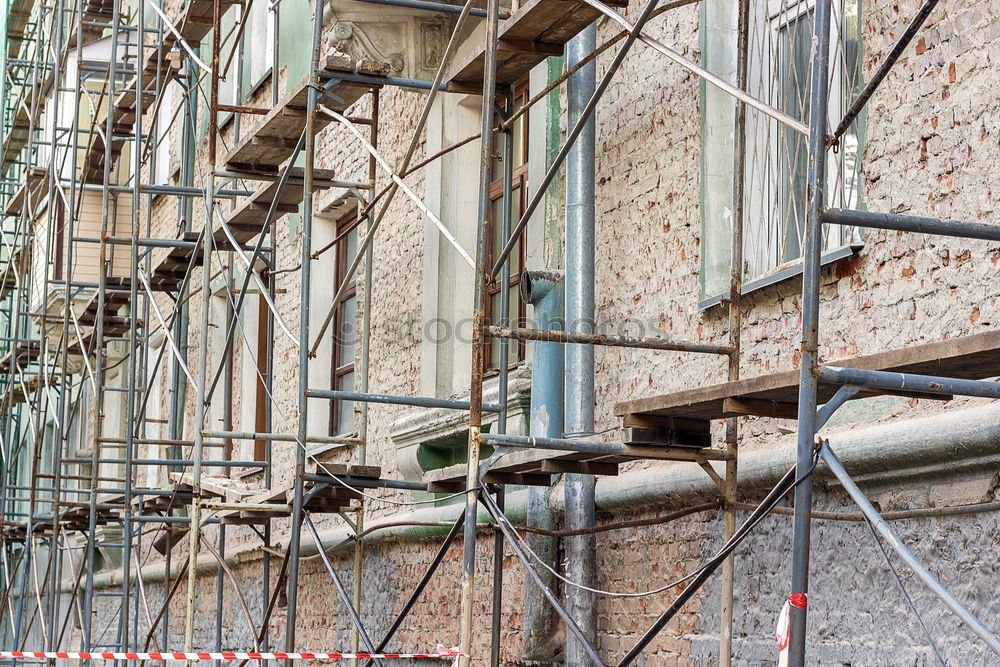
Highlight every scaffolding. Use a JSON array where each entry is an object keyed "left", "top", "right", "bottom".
[{"left": 0, "top": 0, "right": 997, "bottom": 664}]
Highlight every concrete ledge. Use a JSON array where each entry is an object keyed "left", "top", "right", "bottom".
[{"left": 77, "top": 400, "right": 1000, "bottom": 591}]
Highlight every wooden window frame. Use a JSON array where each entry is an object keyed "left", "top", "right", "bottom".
[
  {"left": 329, "top": 213, "right": 360, "bottom": 435},
  {"left": 485, "top": 78, "right": 529, "bottom": 372},
  {"left": 252, "top": 272, "right": 270, "bottom": 462}
]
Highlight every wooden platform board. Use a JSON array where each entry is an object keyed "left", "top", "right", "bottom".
[
  {"left": 222, "top": 463, "right": 383, "bottom": 522},
  {"left": 76, "top": 286, "right": 132, "bottom": 328},
  {"left": 293, "top": 462, "right": 382, "bottom": 514},
  {"left": 148, "top": 166, "right": 337, "bottom": 290},
  {"left": 115, "top": 37, "right": 178, "bottom": 114},
  {"left": 223, "top": 56, "right": 386, "bottom": 173},
  {"left": 422, "top": 440, "right": 730, "bottom": 492},
  {"left": 6, "top": 0, "right": 34, "bottom": 58},
  {"left": 0, "top": 263, "right": 17, "bottom": 299},
  {"left": 67, "top": 294, "right": 139, "bottom": 353},
  {"left": 3, "top": 166, "right": 46, "bottom": 216},
  {"left": 2, "top": 85, "right": 39, "bottom": 170},
  {"left": 447, "top": 0, "right": 627, "bottom": 88},
  {"left": 225, "top": 167, "right": 339, "bottom": 233},
  {"left": 177, "top": 0, "right": 243, "bottom": 46},
  {"left": 616, "top": 330, "right": 1000, "bottom": 428},
  {"left": 0, "top": 340, "right": 41, "bottom": 374},
  {"left": 58, "top": 503, "right": 120, "bottom": 532}
]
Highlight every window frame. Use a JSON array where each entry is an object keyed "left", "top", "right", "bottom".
[
  {"left": 152, "top": 82, "right": 174, "bottom": 187},
  {"left": 699, "top": 0, "right": 864, "bottom": 303},
  {"left": 485, "top": 77, "right": 530, "bottom": 372},
  {"left": 242, "top": 0, "right": 275, "bottom": 100},
  {"left": 743, "top": 0, "right": 850, "bottom": 278},
  {"left": 329, "top": 212, "right": 361, "bottom": 436}
]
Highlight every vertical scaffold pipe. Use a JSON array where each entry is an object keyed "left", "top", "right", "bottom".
[
  {"left": 720, "top": 0, "right": 749, "bottom": 662},
  {"left": 185, "top": 0, "right": 223, "bottom": 658},
  {"left": 85, "top": 0, "right": 123, "bottom": 657},
  {"left": 488, "top": 96, "right": 516, "bottom": 667},
  {"left": 121, "top": 0, "right": 148, "bottom": 645},
  {"left": 285, "top": 0, "right": 325, "bottom": 652},
  {"left": 787, "top": 0, "right": 833, "bottom": 664},
  {"left": 458, "top": 0, "right": 501, "bottom": 661}
]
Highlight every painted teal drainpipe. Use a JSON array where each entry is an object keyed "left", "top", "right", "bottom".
[{"left": 520, "top": 270, "right": 564, "bottom": 662}]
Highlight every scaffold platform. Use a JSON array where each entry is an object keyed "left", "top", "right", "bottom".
[
  {"left": 615, "top": 331, "right": 1000, "bottom": 427},
  {"left": 223, "top": 59, "right": 384, "bottom": 174},
  {"left": 447, "top": 0, "right": 627, "bottom": 89}
]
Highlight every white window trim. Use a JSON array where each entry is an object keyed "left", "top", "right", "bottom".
[{"left": 152, "top": 83, "right": 174, "bottom": 186}]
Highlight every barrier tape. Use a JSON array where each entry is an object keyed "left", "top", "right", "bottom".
[
  {"left": 775, "top": 593, "right": 808, "bottom": 667},
  {"left": 0, "top": 650, "right": 464, "bottom": 662}
]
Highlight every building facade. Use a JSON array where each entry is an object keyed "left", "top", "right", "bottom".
[{"left": 0, "top": 0, "right": 998, "bottom": 664}]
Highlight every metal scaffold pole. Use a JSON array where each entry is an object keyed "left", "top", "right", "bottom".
[
  {"left": 186, "top": 0, "right": 222, "bottom": 657},
  {"left": 285, "top": 0, "right": 325, "bottom": 652},
  {"left": 84, "top": 0, "right": 124, "bottom": 655},
  {"left": 719, "top": 0, "right": 748, "bottom": 661},
  {"left": 458, "top": 0, "right": 501, "bottom": 661},
  {"left": 787, "top": 0, "right": 833, "bottom": 663}
]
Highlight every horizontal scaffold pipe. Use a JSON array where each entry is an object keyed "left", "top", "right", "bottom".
[
  {"left": 214, "top": 169, "right": 372, "bottom": 190},
  {"left": 98, "top": 436, "right": 226, "bottom": 448},
  {"left": 201, "top": 430, "right": 359, "bottom": 446},
  {"left": 305, "top": 389, "right": 503, "bottom": 413},
  {"left": 70, "top": 236, "right": 273, "bottom": 254},
  {"left": 319, "top": 69, "right": 449, "bottom": 93},
  {"left": 62, "top": 181, "right": 253, "bottom": 198},
  {"left": 302, "top": 473, "right": 427, "bottom": 492},
  {"left": 130, "top": 516, "right": 222, "bottom": 524},
  {"left": 488, "top": 325, "right": 732, "bottom": 355},
  {"left": 351, "top": 0, "right": 510, "bottom": 18},
  {"left": 60, "top": 458, "right": 268, "bottom": 467},
  {"left": 818, "top": 366, "right": 1000, "bottom": 399},
  {"left": 822, "top": 208, "right": 1000, "bottom": 242}
]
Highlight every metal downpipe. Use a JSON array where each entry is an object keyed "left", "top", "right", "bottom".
[
  {"left": 564, "top": 24, "right": 599, "bottom": 665},
  {"left": 520, "top": 271, "right": 564, "bottom": 662}
]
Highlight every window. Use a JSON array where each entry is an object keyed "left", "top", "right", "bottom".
[
  {"left": 700, "top": 0, "right": 863, "bottom": 298},
  {"left": 242, "top": 0, "right": 275, "bottom": 97},
  {"left": 199, "top": 5, "right": 240, "bottom": 135},
  {"left": 238, "top": 276, "right": 270, "bottom": 464},
  {"left": 330, "top": 213, "right": 360, "bottom": 435},
  {"left": 152, "top": 82, "right": 174, "bottom": 186},
  {"left": 486, "top": 78, "right": 529, "bottom": 371},
  {"left": 143, "top": 335, "right": 165, "bottom": 488}
]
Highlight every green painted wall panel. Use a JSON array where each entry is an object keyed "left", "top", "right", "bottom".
[{"left": 278, "top": 0, "right": 311, "bottom": 91}]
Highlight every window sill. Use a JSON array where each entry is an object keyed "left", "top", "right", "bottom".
[
  {"left": 218, "top": 111, "right": 235, "bottom": 132},
  {"left": 244, "top": 68, "right": 273, "bottom": 101},
  {"left": 699, "top": 243, "right": 863, "bottom": 310},
  {"left": 231, "top": 465, "right": 265, "bottom": 482},
  {"left": 308, "top": 439, "right": 356, "bottom": 461}
]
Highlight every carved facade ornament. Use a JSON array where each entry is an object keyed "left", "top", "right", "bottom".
[
  {"left": 420, "top": 20, "right": 445, "bottom": 71},
  {"left": 321, "top": 1, "right": 451, "bottom": 79},
  {"left": 329, "top": 21, "right": 405, "bottom": 73}
]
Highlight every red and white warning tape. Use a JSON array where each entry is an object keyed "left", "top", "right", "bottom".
[
  {"left": 0, "top": 649, "right": 464, "bottom": 662},
  {"left": 775, "top": 593, "right": 808, "bottom": 667}
]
